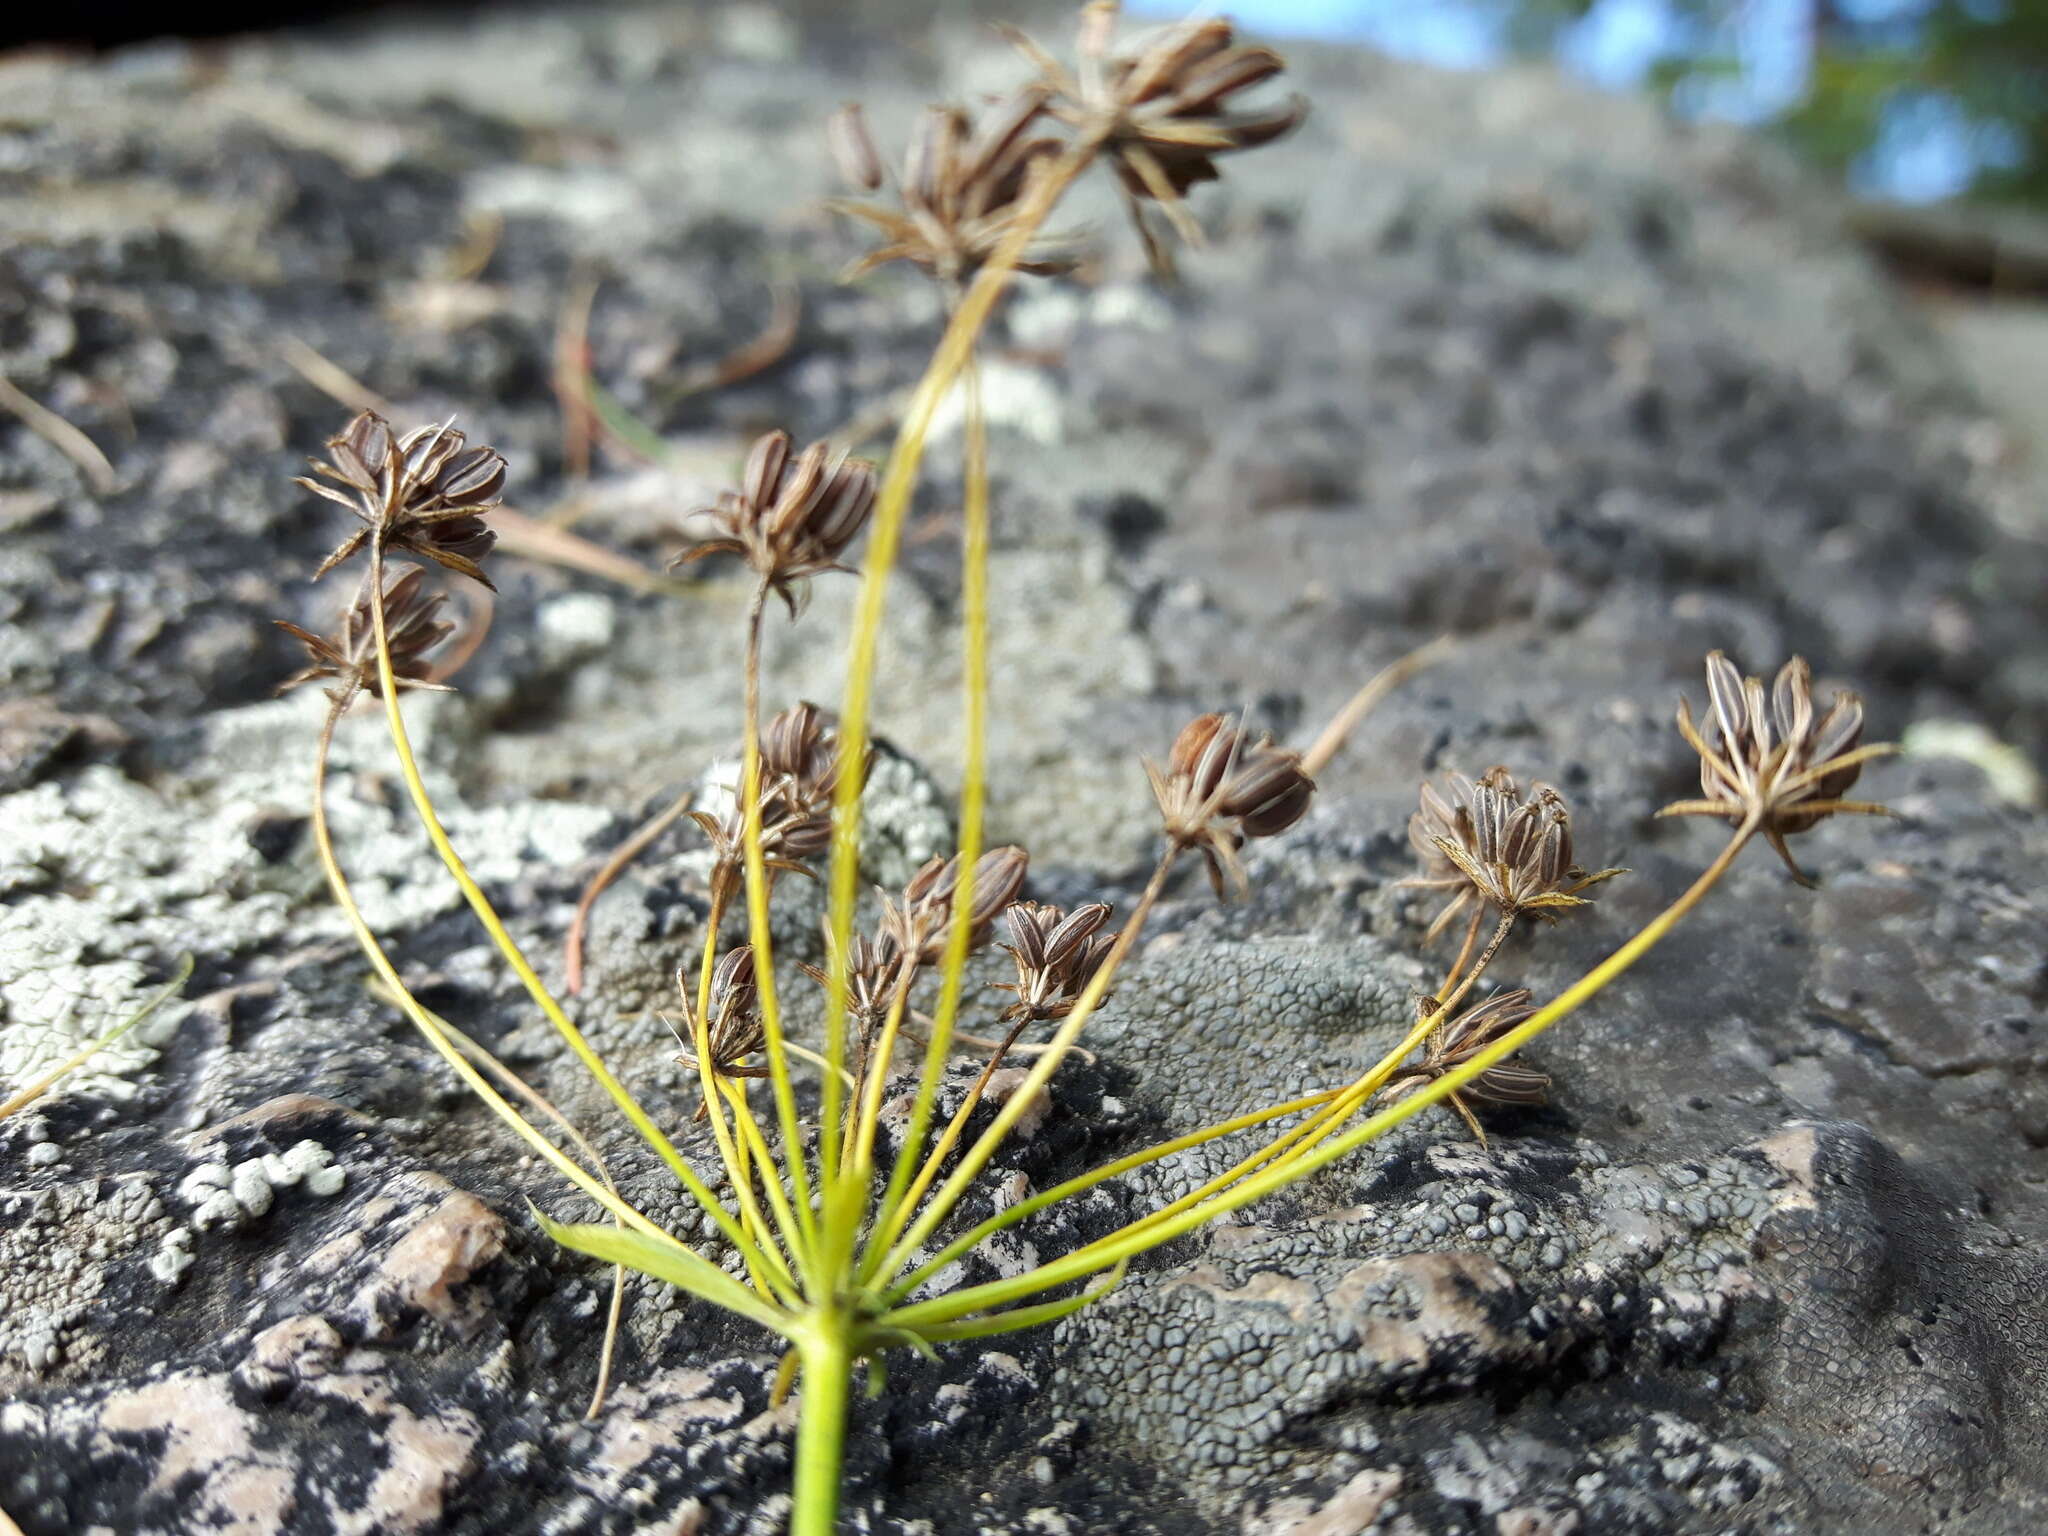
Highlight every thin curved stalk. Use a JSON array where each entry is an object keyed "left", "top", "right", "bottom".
[
  {"left": 731, "top": 579, "right": 820, "bottom": 1275},
  {"left": 309, "top": 698, "right": 781, "bottom": 1326},
  {"left": 818, "top": 136, "right": 1106, "bottom": 1187},
  {"left": 362, "top": 541, "right": 755, "bottom": 1262},
  {"left": 853, "top": 351, "right": 994, "bottom": 1262}
]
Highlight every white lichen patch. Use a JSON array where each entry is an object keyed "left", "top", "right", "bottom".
[{"left": 0, "top": 690, "right": 612, "bottom": 1104}]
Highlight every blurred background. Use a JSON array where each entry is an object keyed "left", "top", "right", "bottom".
[{"left": 13, "top": 1, "right": 2044, "bottom": 216}]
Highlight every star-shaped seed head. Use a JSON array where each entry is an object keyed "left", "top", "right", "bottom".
[
  {"left": 297, "top": 411, "right": 507, "bottom": 587},
  {"left": 828, "top": 96, "right": 1079, "bottom": 288},
  {"left": 1003, "top": 1, "right": 1305, "bottom": 276},
  {"left": 276, "top": 564, "right": 456, "bottom": 704},
  {"left": 1147, "top": 713, "right": 1316, "bottom": 899},
  {"left": 670, "top": 429, "right": 877, "bottom": 618},
  {"left": 1381, "top": 988, "right": 1548, "bottom": 1147},
  {"left": 1661, "top": 652, "right": 1896, "bottom": 885},
  {"left": 994, "top": 900, "right": 1119, "bottom": 1023},
  {"left": 1405, "top": 767, "right": 1623, "bottom": 943}
]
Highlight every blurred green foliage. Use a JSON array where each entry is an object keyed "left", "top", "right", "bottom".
[{"left": 1514, "top": 0, "right": 2047, "bottom": 208}]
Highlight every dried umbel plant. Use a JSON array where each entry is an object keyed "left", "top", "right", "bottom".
[
  {"left": 297, "top": 410, "right": 507, "bottom": 585},
  {"left": 671, "top": 427, "right": 877, "bottom": 619},
  {"left": 276, "top": 564, "right": 454, "bottom": 703},
  {"left": 828, "top": 98, "right": 1079, "bottom": 288},
  {"left": 994, "top": 901, "right": 1118, "bottom": 1024},
  {"left": 1661, "top": 651, "right": 1896, "bottom": 883},
  {"left": 1380, "top": 990, "right": 1547, "bottom": 1147},
  {"left": 1147, "top": 712, "right": 1316, "bottom": 896},
  {"left": 1002, "top": 2, "right": 1306, "bottom": 272},
  {"left": 690, "top": 702, "right": 859, "bottom": 911},
  {"left": 292, "top": 10, "right": 1898, "bottom": 1532}
]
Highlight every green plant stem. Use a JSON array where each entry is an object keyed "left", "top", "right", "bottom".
[
  {"left": 884, "top": 817, "right": 1761, "bottom": 1331},
  {"left": 790, "top": 1316, "right": 855, "bottom": 1536},
  {"left": 0, "top": 955, "right": 192, "bottom": 1123},
  {"left": 819, "top": 134, "right": 1106, "bottom": 1181},
  {"left": 309, "top": 697, "right": 783, "bottom": 1326},
  {"left": 864, "top": 846, "right": 1177, "bottom": 1289},
  {"left": 731, "top": 579, "right": 821, "bottom": 1278},
  {"left": 853, "top": 351, "right": 994, "bottom": 1262},
  {"left": 361, "top": 542, "right": 766, "bottom": 1271}
]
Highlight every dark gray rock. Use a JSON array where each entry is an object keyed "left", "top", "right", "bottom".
[{"left": 1, "top": 3, "right": 2044, "bottom": 1534}]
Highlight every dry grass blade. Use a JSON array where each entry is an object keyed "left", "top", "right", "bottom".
[
  {"left": 0, "top": 957, "right": 193, "bottom": 1123},
  {"left": 488, "top": 506, "right": 679, "bottom": 595},
  {"left": 0, "top": 374, "right": 121, "bottom": 495},
  {"left": 674, "top": 281, "right": 802, "bottom": 396},
  {"left": 1301, "top": 633, "right": 1455, "bottom": 776},
  {"left": 278, "top": 334, "right": 399, "bottom": 418}
]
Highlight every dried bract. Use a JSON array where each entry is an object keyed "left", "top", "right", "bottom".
[
  {"left": 994, "top": 900, "right": 1118, "bottom": 1023},
  {"left": 829, "top": 96, "right": 1078, "bottom": 287},
  {"left": 882, "top": 846, "right": 1031, "bottom": 966},
  {"left": 1147, "top": 712, "right": 1315, "bottom": 897},
  {"left": 297, "top": 411, "right": 508, "bottom": 587},
  {"left": 674, "top": 947, "right": 769, "bottom": 1115},
  {"left": 1381, "top": 989, "right": 1548, "bottom": 1147},
  {"left": 692, "top": 703, "right": 861, "bottom": 907},
  {"left": 1406, "top": 768, "right": 1621, "bottom": 942},
  {"left": 1661, "top": 652, "right": 1895, "bottom": 884},
  {"left": 1005, "top": 0, "right": 1305, "bottom": 274},
  {"left": 277, "top": 565, "right": 455, "bottom": 703},
  {"left": 671, "top": 429, "right": 877, "bottom": 617}
]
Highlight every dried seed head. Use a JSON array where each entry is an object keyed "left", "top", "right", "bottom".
[
  {"left": 692, "top": 702, "right": 866, "bottom": 908},
  {"left": 884, "top": 845, "right": 1032, "bottom": 966},
  {"left": 1004, "top": 1, "right": 1305, "bottom": 275},
  {"left": 800, "top": 926, "right": 907, "bottom": 1042},
  {"left": 296, "top": 411, "right": 507, "bottom": 587},
  {"left": 276, "top": 565, "right": 456, "bottom": 703},
  {"left": 828, "top": 92, "right": 1077, "bottom": 288},
  {"left": 1405, "top": 767, "right": 1622, "bottom": 942},
  {"left": 995, "top": 900, "right": 1118, "bottom": 1022},
  {"left": 674, "top": 946, "right": 770, "bottom": 1091},
  {"left": 1662, "top": 652, "right": 1895, "bottom": 885},
  {"left": 1381, "top": 988, "right": 1548, "bottom": 1147},
  {"left": 1147, "top": 713, "right": 1315, "bottom": 898},
  {"left": 671, "top": 429, "right": 877, "bottom": 617}
]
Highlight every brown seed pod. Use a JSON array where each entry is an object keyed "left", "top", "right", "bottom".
[
  {"left": 882, "top": 846, "right": 1032, "bottom": 966},
  {"left": 828, "top": 93, "right": 1078, "bottom": 288},
  {"left": 1380, "top": 988, "right": 1548, "bottom": 1147},
  {"left": 296, "top": 411, "right": 507, "bottom": 587},
  {"left": 994, "top": 900, "right": 1118, "bottom": 1023},
  {"left": 674, "top": 946, "right": 770, "bottom": 1118},
  {"left": 1661, "top": 652, "right": 1896, "bottom": 885},
  {"left": 1002, "top": 1, "right": 1305, "bottom": 275},
  {"left": 671, "top": 429, "right": 877, "bottom": 618},
  {"left": 1405, "top": 767, "right": 1622, "bottom": 943},
  {"left": 1147, "top": 713, "right": 1315, "bottom": 898},
  {"left": 692, "top": 703, "right": 866, "bottom": 909},
  {"left": 276, "top": 565, "right": 456, "bottom": 703}
]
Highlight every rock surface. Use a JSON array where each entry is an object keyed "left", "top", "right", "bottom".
[{"left": 2, "top": 2, "right": 2045, "bottom": 1534}]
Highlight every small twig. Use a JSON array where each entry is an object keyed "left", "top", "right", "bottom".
[
  {"left": 487, "top": 506, "right": 678, "bottom": 596},
  {"left": 277, "top": 335, "right": 398, "bottom": 418},
  {"left": 673, "top": 280, "right": 802, "bottom": 397},
  {"left": 0, "top": 375, "right": 120, "bottom": 495},
  {"left": 1301, "top": 634, "right": 1456, "bottom": 778}
]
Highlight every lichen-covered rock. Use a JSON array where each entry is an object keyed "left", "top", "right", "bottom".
[{"left": 2, "top": 2, "right": 2045, "bottom": 1534}]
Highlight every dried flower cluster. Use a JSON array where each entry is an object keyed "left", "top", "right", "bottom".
[
  {"left": 829, "top": 99, "right": 1078, "bottom": 287},
  {"left": 671, "top": 428, "right": 878, "bottom": 618},
  {"left": 298, "top": 410, "right": 507, "bottom": 586},
  {"left": 276, "top": 564, "right": 454, "bottom": 703},
  {"left": 1662, "top": 651, "right": 1893, "bottom": 883},
  {"left": 1147, "top": 712, "right": 1316, "bottom": 896},
  {"left": 282, "top": 13, "right": 1901, "bottom": 1530},
  {"left": 834, "top": 1, "right": 1304, "bottom": 283}
]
